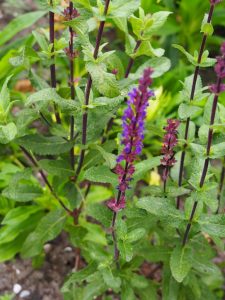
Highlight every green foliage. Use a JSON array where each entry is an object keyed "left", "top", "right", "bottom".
[
  {"left": 21, "top": 208, "right": 66, "bottom": 258},
  {"left": 170, "top": 245, "right": 193, "bottom": 282},
  {"left": 0, "top": 0, "right": 224, "bottom": 299},
  {"left": 17, "top": 134, "right": 74, "bottom": 155},
  {"left": 0, "top": 11, "right": 46, "bottom": 46}
]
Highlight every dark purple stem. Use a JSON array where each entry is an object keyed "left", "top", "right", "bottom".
[
  {"left": 49, "top": 0, "right": 61, "bottom": 124},
  {"left": 216, "top": 158, "right": 225, "bottom": 213},
  {"left": 69, "top": 1, "right": 76, "bottom": 169},
  {"left": 176, "top": 4, "right": 215, "bottom": 210},
  {"left": 20, "top": 146, "right": 71, "bottom": 214},
  {"left": 124, "top": 40, "right": 142, "bottom": 78},
  {"left": 74, "top": 0, "right": 110, "bottom": 180},
  {"left": 182, "top": 77, "right": 221, "bottom": 246}
]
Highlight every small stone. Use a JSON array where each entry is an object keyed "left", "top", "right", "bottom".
[
  {"left": 13, "top": 283, "right": 22, "bottom": 294},
  {"left": 44, "top": 243, "right": 52, "bottom": 253},
  {"left": 16, "top": 268, "right": 21, "bottom": 275},
  {"left": 64, "top": 246, "right": 72, "bottom": 252},
  {"left": 20, "top": 290, "right": 31, "bottom": 298}
]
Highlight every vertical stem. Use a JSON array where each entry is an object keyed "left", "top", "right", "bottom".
[
  {"left": 68, "top": 1, "right": 76, "bottom": 169},
  {"left": 75, "top": 0, "right": 111, "bottom": 180},
  {"left": 216, "top": 158, "right": 225, "bottom": 213},
  {"left": 49, "top": 0, "right": 61, "bottom": 124},
  {"left": 124, "top": 40, "right": 142, "bottom": 78},
  {"left": 20, "top": 146, "right": 71, "bottom": 214},
  {"left": 176, "top": 4, "right": 215, "bottom": 209},
  {"left": 182, "top": 77, "right": 221, "bottom": 246}
]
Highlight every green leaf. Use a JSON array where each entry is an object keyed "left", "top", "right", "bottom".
[
  {"left": 184, "top": 195, "right": 203, "bottom": 221},
  {"left": 2, "top": 169, "right": 43, "bottom": 202},
  {"left": 21, "top": 208, "right": 66, "bottom": 258},
  {"left": 178, "top": 103, "right": 202, "bottom": 119},
  {"left": 32, "top": 30, "right": 49, "bottom": 51},
  {"left": 162, "top": 266, "right": 179, "bottom": 300},
  {"left": 0, "top": 123, "right": 17, "bottom": 144},
  {"left": 201, "top": 14, "right": 214, "bottom": 36},
  {"left": 134, "top": 41, "right": 164, "bottom": 58},
  {"left": 86, "top": 203, "right": 113, "bottom": 228},
  {"left": 0, "top": 11, "right": 46, "bottom": 46},
  {"left": 98, "top": 265, "right": 121, "bottom": 290},
  {"left": 210, "top": 142, "right": 225, "bottom": 159},
  {"left": 170, "top": 245, "right": 193, "bottom": 282},
  {"left": 137, "top": 197, "right": 185, "bottom": 227},
  {"left": 84, "top": 165, "right": 118, "bottom": 185},
  {"left": 109, "top": 0, "right": 140, "bottom": 18},
  {"left": 129, "top": 57, "right": 171, "bottom": 79},
  {"left": 2, "top": 206, "right": 42, "bottom": 226},
  {"left": 81, "top": 221, "right": 107, "bottom": 246},
  {"left": 0, "top": 209, "right": 43, "bottom": 245},
  {"left": 39, "top": 159, "right": 74, "bottom": 177},
  {"left": 201, "top": 23, "right": 214, "bottom": 36},
  {"left": 126, "top": 228, "right": 146, "bottom": 243},
  {"left": 142, "top": 11, "right": 172, "bottom": 38},
  {"left": 173, "top": 44, "right": 196, "bottom": 65},
  {"left": 17, "top": 134, "right": 74, "bottom": 155},
  {"left": 91, "top": 145, "right": 117, "bottom": 169},
  {"left": 118, "top": 240, "right": 133, "bottom": 262},
  {"left": 134, "top": 156, "right": 162, "bottom": 179},
  {"left": 178, "top": 121, "right": 196, "bottom": 142},
  {"left": 130, "top": 10, "right": 171, "bottom": 40},
  {"left": 173, "top": 44, "right": 216, "bottom": 67},
  {"left": 198, "top": 214, "right": 225, "bottom": 237},
  {"left": 0, "top": 233, "right": 27, "bottom": 263},
  {"left": 3, "top": 184, "right": 43, "bottom": 202},
  {"left": 190, "top": 143, "right": 206, "bottom": 157},
  {"left": 0, "top": 76, "right": 12, "bottom": 114},
  {"left": 26, "top": 88, "right": 79, "bottom": 113},
  {"left": 86, "top": 62, "right": 120, "bottom": 98},
  {"left": 62, "top": 262, "right": 97, "bottom": 293}
]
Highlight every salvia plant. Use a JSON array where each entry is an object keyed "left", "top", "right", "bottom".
[{"left": 0, "top": 0, "right": 225, "bottom": 299}]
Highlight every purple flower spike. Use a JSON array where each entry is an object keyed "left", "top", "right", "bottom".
[
  {"left": 209, "top": 83, "right": 225, "bottom": 94},
  {"left": 214, "top": 57, "right": 225, "bottom": 79},
  {"left": 210, "top": 0, "right": 222, "bottom": 4},
  {"left": 107, "top": 68, "right": 154, "bottom": 212},
  {"left": 107, "top": 196, "right": 126, "bottom": 213},
  {"left": 63, "top": 7, "right": 80, "bottom": 21},
  {"left": 209, "top": 43, "right": 225, "bottom": 94},
  {"left": 220, "top": 42, "right": 225, "bottom": 56},
  {"left": 161, "top": 119, "right": 180, "bottom": 182}
]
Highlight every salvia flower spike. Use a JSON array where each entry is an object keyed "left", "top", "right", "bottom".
[
  {"left": 63, "top": 7, "right": 80, "bottom": 20},
  {"left": 107, "top": 68, "right": 154, "bottom": 213},
  {"left": 209, "top": 42, "right": 225, "bottom": 94},
  {"left": 210, "top": 0, "right": 222, "bottom": 4},
  {"left": 161, "top": 119, "right": 180, "bottom": 192}
]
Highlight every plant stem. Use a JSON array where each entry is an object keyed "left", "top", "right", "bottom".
[
  {"left": 124, "top": 40, "right": 142, "bottom": 78},
  {"left": 49, "top": 0, "right": 61, "bottom": 124},
  {"left": 68, "top": 1, "right": 76, "bottom": 169},
  {"left": 216, "top": 158, "right": 225, "bottom": 213},
  {"left": 176, "top": 3, "right": 215, "bottom": 210},
  {"left": 74, "top": 0, "right": 110, "bottom": 180},
  {"left": 20, "top": 145, "right": 71, "bottom": 214},
  {"left": 182, "top": 77, "right": 221, "bottom": 246}
]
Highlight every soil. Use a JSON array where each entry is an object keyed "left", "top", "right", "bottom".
[{"left": 0, "top": 233, "right": 76, "bottom": 300}]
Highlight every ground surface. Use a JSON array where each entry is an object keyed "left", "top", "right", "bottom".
[{"left": 0, "top": 234, "right": 75, "bottom": 300}]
